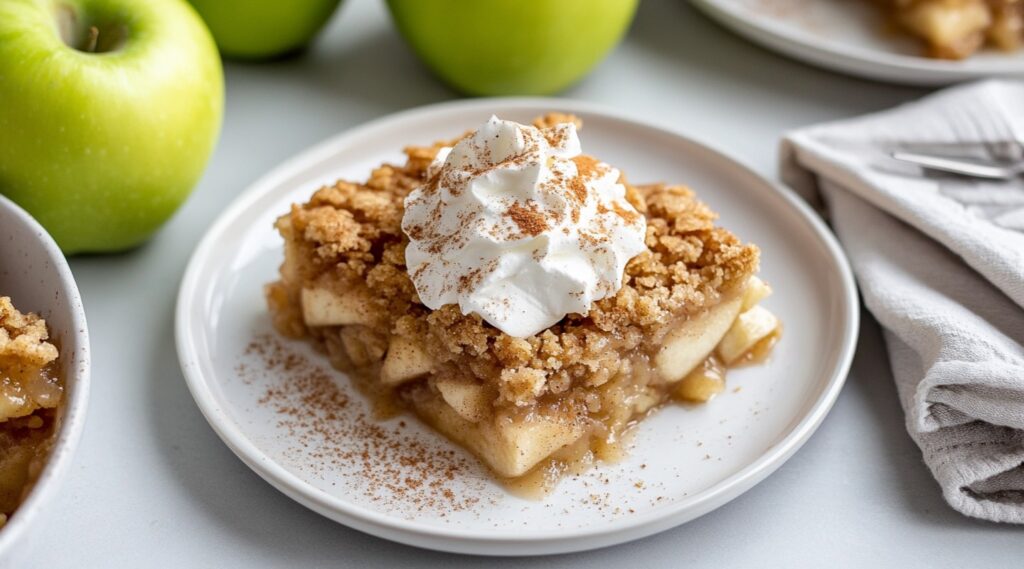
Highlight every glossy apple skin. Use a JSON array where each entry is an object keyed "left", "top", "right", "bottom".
[
  {"left": 0, "top": 0, "right": 223, "bottom": 253},
  {"left": 386, "top": 0, "right": 638, "bottom": 96},
  {"left": 188, "top": 0, "right": 344, "bottom": 59}
]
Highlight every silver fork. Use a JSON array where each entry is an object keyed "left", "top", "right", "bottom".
[{"left": 891, "top": 151, "right": 1024, "bottom": 180}]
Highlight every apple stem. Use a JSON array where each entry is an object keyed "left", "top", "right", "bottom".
[{"left": 85, "top": 26, "right": 99, "bottom": 53}]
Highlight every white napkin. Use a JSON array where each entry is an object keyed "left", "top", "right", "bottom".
[{"left": 781, "top": 80, "right": 1024, "bottom": 523}]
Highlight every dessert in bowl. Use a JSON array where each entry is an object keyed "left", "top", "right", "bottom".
[
  {"left": 0, "top": 194, "right": 89, "bottom": 561},
  {"left": 0, "top": 297, "right": 64, "bottom": 526},
  {"left": 266, "top": 114, "right": 780, "bottom": 487}
]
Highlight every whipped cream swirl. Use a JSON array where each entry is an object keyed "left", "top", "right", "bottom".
[{"left": 401, "top": 116, "right": 647, "bottom": 338}]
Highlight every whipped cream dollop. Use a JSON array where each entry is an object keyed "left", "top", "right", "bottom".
[{"left": 401, "top": 116, "right": 648, "bottom": 338}]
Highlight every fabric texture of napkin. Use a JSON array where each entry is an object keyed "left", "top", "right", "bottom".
[{"left": 781, "top": 80, "right": 1024, "bottom": 523}]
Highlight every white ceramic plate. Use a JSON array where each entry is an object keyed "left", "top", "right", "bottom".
[
  {"left": 175, "top": 99, "right": 858, "bottom": 556},
  {"left": 0, "top": 195, "right": 90, "bottom": 565},
  {"left": 692, "top": 0, "right": 1024, "bottom": 85}
]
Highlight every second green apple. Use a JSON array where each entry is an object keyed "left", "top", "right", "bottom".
[
  {"left": 189, "top": 0, "right": 344, "bottom": 59},
  {"left": 386, "top": 0, "right": 639, "bottom": 96}
]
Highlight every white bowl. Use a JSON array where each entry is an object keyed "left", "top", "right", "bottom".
[{"left": 0, "top": 195, "right": 90, "bottom": 563}]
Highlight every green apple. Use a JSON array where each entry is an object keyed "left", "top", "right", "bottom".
[
  {"left": 385, "top": 0, "right": 638, "bottom": 96},
  {"left": 0, "top": 0, "right": 223, "bottom": 254},
  {"left": 188, "top": 0, "right": 344, "bottom": 60}
]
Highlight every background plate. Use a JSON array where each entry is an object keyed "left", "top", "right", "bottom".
[
  {"left": 175, "top": 99, "right": 858, "bottom": 555},
  {"left": 692, "top": 0, "right": 1024, "bottom": 85}
]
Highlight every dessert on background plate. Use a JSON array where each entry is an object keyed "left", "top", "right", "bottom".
[
  {"left": 0, "top": 297, "right": 63, "bottom": 527},
  {"left": 880, "top": 0, "right": 1024, "bottom": 59},
  {"left": 265, "top": 114, "right": 780, "bottom": 489},
  {"left": 693, "top": 0, "right": 1024, "bottom": 86}
]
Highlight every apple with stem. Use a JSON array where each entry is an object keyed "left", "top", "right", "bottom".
[
  {"left": 386, "top": 0, "right": 639, "bottom": 96},
  {"left": 188, "top": 0, "right": 345, "bottom": 60},
  {"left": 0, "top": 0, "right": 223, "bottom": 254}
]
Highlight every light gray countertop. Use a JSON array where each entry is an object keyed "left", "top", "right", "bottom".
[{"left": 28, "top": 0, "right": 1023, "bottom": 566}]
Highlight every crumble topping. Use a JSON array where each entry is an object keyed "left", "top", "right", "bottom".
[
  {"left": 270, "top": 114, "right": 758, "bottom": 408},
  {"left": 0, "top": 297, "right": 59, "bottom": 370}
]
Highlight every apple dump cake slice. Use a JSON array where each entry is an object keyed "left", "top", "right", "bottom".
[
  {"left": 0, "top": 297, "right": 63, "bottom": 527},
  {"left": 879, "top": 0, "right": 1024, "bottom": 58},
  {"left": 266, "top": 115, "right": 780, "bottom": 484}
]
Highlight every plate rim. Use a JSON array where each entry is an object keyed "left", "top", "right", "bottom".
[
  {"left": 175, "top": 97, "right": 860, "bottom": 554},
  {"left": 691, "top": 0, "right": 1024, "bottom": 85}
]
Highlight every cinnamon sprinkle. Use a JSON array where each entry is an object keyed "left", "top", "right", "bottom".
[
  {"left": 567, "top": 177, "right": 588, "bottom": 207},
  {"left": 571, "top": 155, "right": 601, "bottom": 180},
  {"left": 240, "top": 334, "right": 489, "bottom": 515},
  {"left": 542, "top": 126, "right": 569, "bottom": 148},
  {"left": 458, "top": 268, "right": 482, "bottom": 294},
  {"left": 505, "top": 201, "right": 548, "bottom": 237},
  {"left": 612, "top": 202, "right": 641, "bottom": 225}
]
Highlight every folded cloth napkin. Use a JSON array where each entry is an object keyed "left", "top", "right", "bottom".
[{"left": 781, "top": 80, "right": 1024, "bottom": 523}]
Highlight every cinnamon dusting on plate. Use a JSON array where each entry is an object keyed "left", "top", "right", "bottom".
[{"left": 240, "top": 334, "right": 487, "bottom": 515}]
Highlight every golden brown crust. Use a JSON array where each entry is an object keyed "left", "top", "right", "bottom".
[
  {"left": 0, "top": 297, "right": 58, "bottom": 369},
  {"left": 269, "top": 115, "right": 758, "bottom": 408}
]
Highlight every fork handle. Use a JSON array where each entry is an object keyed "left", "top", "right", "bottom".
[{"left": 890, "top": 152, "right": 1019, "bottom": 180}]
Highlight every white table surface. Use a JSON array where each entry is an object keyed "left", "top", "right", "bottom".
[{"left": 24, "top": 0, "right": 1023, "bottom": 566}]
